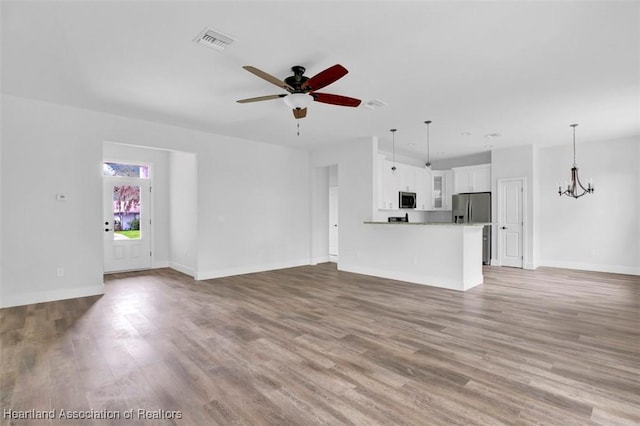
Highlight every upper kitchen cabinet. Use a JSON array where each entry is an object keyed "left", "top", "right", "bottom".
[
  {"left": 431, "top": 170, "right": 453, "bottom": 210},
  {"left": 415, "top": 167, "right": 432, "bottom": 210},
  {"left": 380, "top": 159, "right": 398, "bottom": 209},
  {"left": 379, "top": 159, "right": 432, "bottom": 210},
  {"left": 452, "top": 164, "right": 491, "bottom": 194}
]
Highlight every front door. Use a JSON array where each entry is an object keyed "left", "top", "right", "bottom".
[
  {"left": 498, "top": 178, "right": 524, "bottom": 268},
  {"left": 103, "top": 177, "right": 151, "bottom": 272}
]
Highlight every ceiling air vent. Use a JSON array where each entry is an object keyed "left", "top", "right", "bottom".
[
  {"left": 193, "top": 27, "right": 235, "bottom": 51},
  {"left": 364, "top": 99, "right": 387, "bottom": 110}
]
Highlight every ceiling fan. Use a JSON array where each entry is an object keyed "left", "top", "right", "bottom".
[{"left": 236, "top": 64, "right": 361, "bottom": 119}]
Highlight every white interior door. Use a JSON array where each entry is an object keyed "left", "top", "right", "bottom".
[
  {"left": 329, "top": 186, "right": 339, "bottom": 257},
  {"left": 103, "top": 177, "right": 151, "bottom": 272},
  {"left": 498, "top": 178, "right": 524, "bottom": 268}
]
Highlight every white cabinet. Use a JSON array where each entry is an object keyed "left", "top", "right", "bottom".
[
  {"left": 430, "top": 170, "right": 453, "bottom": 210},
  {"left": 397, "top": 164, "right": 415, "bottom": 193},
  {"left": 452, "top": 164, "right": 491, "bottom": 194},
  {"left": 379, "top": 160, "right": 431, "bottom": 210},
  {"left": 378, "top": 159, "right": 491, "bottom": 210},
  {"left": 380, "top": 160, "right": 398, "bottom": 209},
  {"left": 415, "top": 168, "right": 431, "bottom": 210},
  {"left": 443, "top": 170, "right": 453, "bottom": 209}
]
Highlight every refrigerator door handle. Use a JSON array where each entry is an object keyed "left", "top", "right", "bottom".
[{"left": 468, "top": 200, "right": 473, "bottom": 222}]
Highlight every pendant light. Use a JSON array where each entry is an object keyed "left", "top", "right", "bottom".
[
  {"left": 390, "top": 128, "right": 397, "bottom": 174},
  {"left": 424, "top": 120, "right": 432, "bottom": 168},
  {"left": 558, "top": 124, "right": 594, "bottom": 198}
]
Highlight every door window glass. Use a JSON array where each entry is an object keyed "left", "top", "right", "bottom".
[
  {"left": 113, "top": 185, "right": 141, "bottom": 240},
  {"left": 103, "top": 162, "right": 149, "bottom": 179}
]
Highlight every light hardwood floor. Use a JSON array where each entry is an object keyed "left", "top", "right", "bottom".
[{"left": 1, "top": 264, "right": 639, "bottom": 425}]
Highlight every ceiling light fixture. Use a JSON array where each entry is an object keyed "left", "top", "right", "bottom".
[
  {"left": 390, "top": 129, "right": 397, "bottom": 175},
  {"left": 424, "top": 120, "right": 432, "bottom": 168},
  {"left": 283, "top": 93, "right": 313, "bottom": 109},
  {"left": 558, "top": 124, "right": 594, "bottom": 198}
]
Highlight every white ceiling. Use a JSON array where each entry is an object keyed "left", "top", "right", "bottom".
[{"left": 2, "top": 1, "right": 638, "bottom": 160}]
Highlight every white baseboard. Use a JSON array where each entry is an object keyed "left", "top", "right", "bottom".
[
  {"left": 337, "top": 263, "right": 482, "bottom": 292},
  {"left": 310, "top": 256, "right": 330, "bottom": 265},
  {"left": 195, "top": 259, "right": 311, "bottom": 281},
  {"left": 0, "top": 283, "right": 105, "bottom": 309},
  {"left": 153, "top": 260, "right": 170, "bottom": 269},
  {"left": 329, "top": 255, "right": 338, "bottom": 263},
  {"left": 169, "top": 261, "right": 195, "bottom": 277},
  {"left": 538, "top": 260, "right": 640, "bottom": 276}
]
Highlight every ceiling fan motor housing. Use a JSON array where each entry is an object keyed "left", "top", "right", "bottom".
[{"left": 285, "top": 66, "right": 309, "bottom": 92}]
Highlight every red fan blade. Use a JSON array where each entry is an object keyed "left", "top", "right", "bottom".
[
  {"left": 236, "top": 94, "right": 287, "bottom": 103},
  {"left": 292, "top": 108, "right": 307, "bottom": 119},
  {"left": 312, "top": 93, "right": 361, "bottom": 107},
  {"left": 301, "top": 64, "right": 348, "bottom": 91}
]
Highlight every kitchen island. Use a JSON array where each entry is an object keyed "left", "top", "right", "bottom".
[{"left": 353, "top": 222, "right": 489, "bottom": 291}]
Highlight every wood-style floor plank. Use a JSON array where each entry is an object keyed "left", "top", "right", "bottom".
[{"left": 1, "top": 264, "right": 638, "bottom": 425}]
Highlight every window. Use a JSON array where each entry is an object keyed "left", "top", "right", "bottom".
[{"left": 103, "top": 162, "right": 149, "bottom": 179}]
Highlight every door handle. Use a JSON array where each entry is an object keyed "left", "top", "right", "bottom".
[
  {"left": 105, "top": 228, "right": 111, "bottom": 232},
  {"left": 501, "top": 226, "right": 507, "bottom": 230},
  {"left": 333, "top": 224, "right": 338, "bottom": 227}
]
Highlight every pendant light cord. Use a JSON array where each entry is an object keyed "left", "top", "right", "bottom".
[
  {"left": 390, "top": 129, "right": 397, "bottom": 171},
  {"left": 425, "top": 120, "right": 432, "bottom": 166},
  {"left": 571, "top": 123, "right": 578, "bottom": 166}
]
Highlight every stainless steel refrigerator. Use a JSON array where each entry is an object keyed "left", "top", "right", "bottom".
[{"left": 452, "top": 192, "right": 491, "bottom": 265}]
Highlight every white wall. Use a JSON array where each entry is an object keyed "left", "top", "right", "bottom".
[
  {"left": 310, "top": 166, "right": 330, "bottom": 264},
  {"left": 103, "top": 143, "right": 171, "bottom": 268},
  {"left": 329, "top": 164, "right": 338, "bottom": 187},
  {"left": 310, "top": 138, "right": 376, "bottom": 271},
  {"left": 0, "top": 94, "right": 310, "bottom": 307},
  {"left": 169, "top": 150, "right": 197, "bottom": 276},
  {"left": 492, "top": 138, "right": 640, "bottom": 275},
  {"left": 195, "top": 137, "right": 310, "bottom": 280},
  {"left": 538, "top": 136, "right": 639, "bottom": 275},
  {"left": 491, "top": 144, "right": 536, "bottom": 269},
  {"left": 1, "top": 96, "right": 105, "bottom": 307}
]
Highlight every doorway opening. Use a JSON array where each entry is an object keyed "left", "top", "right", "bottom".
[{"left": 103, "top": 161, "right": 152, "bottom": 273}]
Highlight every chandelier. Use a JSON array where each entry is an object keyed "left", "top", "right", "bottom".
[{"left": 558, "top": 124, "right": 594, "bottom": 198}]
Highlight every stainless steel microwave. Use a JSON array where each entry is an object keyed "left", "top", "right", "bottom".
[{"left": 399, "top": 191, "right": 416, "bottom": 209}]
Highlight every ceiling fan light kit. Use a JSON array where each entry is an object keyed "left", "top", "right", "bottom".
[
  {"left": 284, "top": 93, "right": 313, "bottom": 109},
  {"left": 237, "top": 64, "right": 362, "bottom": 119}
]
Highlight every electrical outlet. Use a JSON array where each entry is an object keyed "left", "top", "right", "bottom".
[{"left": 56, "top": 267, "right": 64, "bottom": 277}]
